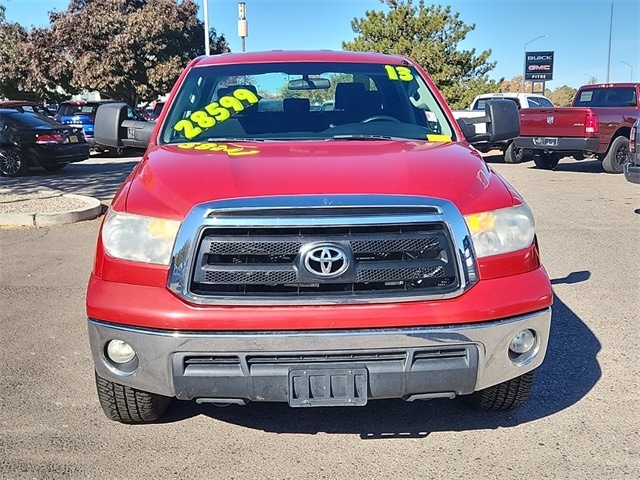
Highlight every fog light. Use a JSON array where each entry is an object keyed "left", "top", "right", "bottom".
[
  {"left": 106, "top": 339, "right": 136, "bottom": 364},
  {"left": 510, "top": 329, "right": 536, "bottom": 354}
]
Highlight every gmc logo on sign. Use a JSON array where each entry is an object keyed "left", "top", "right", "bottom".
[{"left": 528, "top": 65, "right": 552, "bottom": 71}]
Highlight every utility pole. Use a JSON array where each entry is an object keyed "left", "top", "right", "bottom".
[
  {"left": 203, "top": 0, "right": 210, "bottom": 55},
  {"left": 606, "top": 0, "right": 613, "bottom": 82},
  {"left": 238, "top": 3, "right": 248, "bottom": 53}
]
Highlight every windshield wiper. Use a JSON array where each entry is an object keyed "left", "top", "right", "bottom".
[
  {"left": 330, "top": 134, "right": 397, "bottom": 141},
  {"left": 206, "top": 137, "right": 266, "bottom": 143}
]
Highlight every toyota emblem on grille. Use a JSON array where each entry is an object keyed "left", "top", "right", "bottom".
[{"left": 304, "top": 245, "right": 349, "bottom": 277}]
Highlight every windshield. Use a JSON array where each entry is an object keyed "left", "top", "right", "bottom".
[{"left": 159, "top": 61, "right": 455, "bottom": 144}]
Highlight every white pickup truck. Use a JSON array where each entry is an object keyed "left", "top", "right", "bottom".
[{"left": 453, "top": 92, "right": 554, "bottom": 163}]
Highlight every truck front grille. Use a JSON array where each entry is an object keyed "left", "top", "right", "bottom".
[
  {"left": 189, "top": 224, "right": 459, "bottom": 299},
  {"left": 168, "top": 195, "right": 477, "bottom": 305}
]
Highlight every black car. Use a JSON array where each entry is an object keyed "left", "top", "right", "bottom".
[
  {"left": 0, "top": 100, "right": 54, "bottom": 117},
  {"left": 0, "top": 109, "right": 90, "bottom": 177}
]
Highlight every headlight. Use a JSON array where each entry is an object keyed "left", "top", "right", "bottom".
[
  {"left": 101, "top": 209, "right": 181, "bottom": 265},
  {"left": 464, "top": 204, "right": 535, "bottom": 257}
]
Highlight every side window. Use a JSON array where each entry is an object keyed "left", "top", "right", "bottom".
[
  {"left": 539, "top": 98, "right": 554, "bottom": 108},
  {"left": 473, "top": 99, "right": 486, "bottom": 111},
  {"left": 527, "top": 98, "right": 540, "bottom": 108}
]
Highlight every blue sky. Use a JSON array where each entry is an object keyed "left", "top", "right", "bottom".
[{"left": 4, "top": 0, "right": 639, "bottom": 90}]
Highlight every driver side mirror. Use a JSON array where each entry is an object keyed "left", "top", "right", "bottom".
[{"left": 459, "top": 99, "right": 520, "bottom": 145}]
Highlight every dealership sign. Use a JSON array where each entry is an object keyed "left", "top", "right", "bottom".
[{"left": 525, "top": 51, "right": 554, "bottom": 81}]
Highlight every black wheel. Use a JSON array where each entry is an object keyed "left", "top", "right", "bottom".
[
  {"left": 601, "top": 136, "right": 629, "bottom": 174},
  {"left": 108, "top": 146, "right": 127, "bottom": 158},
  {"left": 504, "top": 141, "right": 525, "bottom": 164},
  {"left": 533, "top": 152, "right": 559, "bottom": 170},
  {"left": 40, "top": 162, "right": 67, "bottom": 171},
  {"left": 463, "top": 371, "right": 534, "bottom": 411},
  {"left": 361, "top": 115, "right": 401, "bottom": 123},
  {"left": 0, "top": 147, "right": 29, "bottom": 177},
  {"left": 95, "top": 372, "right": 172, "bottom": 423}
]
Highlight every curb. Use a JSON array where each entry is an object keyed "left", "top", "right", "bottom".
[{"left": 0, "top": 194, "right": 104, "bottom": 227}]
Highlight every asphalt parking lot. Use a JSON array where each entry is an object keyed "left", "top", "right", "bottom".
[{"left": 0, "top": 152, "right": 639, "bottom": 479}]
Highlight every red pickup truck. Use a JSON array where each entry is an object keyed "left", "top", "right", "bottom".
[
  {"left": 514, "top": 83, "right": 639, "bottom": 172},
  {"left": 87, "top": 50, "right": 552, "bottom": 423}
]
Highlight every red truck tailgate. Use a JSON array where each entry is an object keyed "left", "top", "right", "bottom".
[{"left": 519, "top": 107, "right": 594, "bottom": 137}]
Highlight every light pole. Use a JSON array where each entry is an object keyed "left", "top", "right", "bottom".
[
  {"left": 606, "top": 0, "right": 614, "bottom": 82},
  {"left": 522, "top": 35, "right": 550, "bottom": 92},
  {"left": 620, "top": 61, "right": 633, "bottom": 81},
  {"left": 203, "top": 0, "right": 210, "bottom": 56},
  {"left": 238, "top": 2, "right": 248, "bottom": 52}
]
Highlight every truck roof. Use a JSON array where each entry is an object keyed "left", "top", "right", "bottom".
[
  {"left": 473, "top": 93, "right": 549, "bottom": 100},
  {"left": 189, "top": 50, "right": 412, "bottom": 67},
  {"left": 578, "top": 83, "right": 640, "bottom": 89}
]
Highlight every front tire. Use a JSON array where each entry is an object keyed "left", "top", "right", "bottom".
[
  {"left": 463, "top": 371, "right": 534, "bottom": 411},
  {"left": 601, "top": 136, "right": 629, "bottom": 174},
  {"left": 95, "top": 372, "right": 172, "bottom": 423},
  {"left": 504, "top": 141, "right": 525, "bottom": 164},
  {"left": 0, "top": 148, "right": 29, "bottom": 177},
  {"left": 533, "top": 152, "right": 560, "bottom": 170}
]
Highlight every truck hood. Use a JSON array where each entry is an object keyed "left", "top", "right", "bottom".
[{"left": 119, "top": 140, "right": 514, "bottom": 219}]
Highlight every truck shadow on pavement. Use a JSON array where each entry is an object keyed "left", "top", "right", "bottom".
[
  {"left": 160, "top": 274, "right": 601, "bottom": 436},
  {"left": 0, "top": 155, "right": 140, "bottom": 202}
]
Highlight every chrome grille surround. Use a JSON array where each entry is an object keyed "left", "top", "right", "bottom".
[{"left": 167, "top": 195, "right": 478, "bottom": 305}]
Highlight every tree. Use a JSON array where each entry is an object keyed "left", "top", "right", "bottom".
[
  {"left": 547, "top": 85, "right": 577, "bottom": 107},
  {"left": 15, "top": 0, "right": 228, "bottom": 106},
  {"left": 0, "top": 22, "right": 26, "bottom": 99},
  {"left": 342, "top": 0, "right": 499, "bottom": 109},
  {"left": 500, "top": 75, "right": 536, "bottom": 93}
]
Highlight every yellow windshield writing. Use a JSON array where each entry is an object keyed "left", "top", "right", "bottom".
[{"left": 173, "top": 88, "right": 259, "bottom": 140}]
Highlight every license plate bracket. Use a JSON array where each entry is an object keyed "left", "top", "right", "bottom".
[
  {"left": 533, "top": 136, "right": 558, "bottom": 147},
  {"left": 288, "top": 367, "right": 368, "bottom": 407}
]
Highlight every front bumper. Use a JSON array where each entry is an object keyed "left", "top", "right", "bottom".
[
  {"left": 624, "top": 161, "right": 640, "bottom": 184},
  {"left": 89, "top": 307, "right": 551, "bottom": 404}
]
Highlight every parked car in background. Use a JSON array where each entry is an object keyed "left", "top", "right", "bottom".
[
  {"left": 54, "top": 100, "right": 113, "bottom": 149},
  {"left": 54, "top": 99, "right": 145, "bottom": 157},
  {"left": 138, "top": 100, "right": 166, "bottom": 121},
  {"left": 515, "top": 83, "right": 639, "bottom": 172},
  {"left": 0, "top": 100, "right": 54, "bottom": 117},
  {"left": 625, "top": 118, "right": 640, "bottom": 184},
  {"left": 0, "top": 109, "right": 90, "bottom": 177},
  {"left": 453, "top": 92, "right": 554, "bottom": 163}
]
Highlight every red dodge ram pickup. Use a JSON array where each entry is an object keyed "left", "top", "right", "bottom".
[
  {"left": 515, "top": 83, "right": 639, "bottom": 172},
  {"left": 87, "top": 50, "right": 552, "bottom": 423}
]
